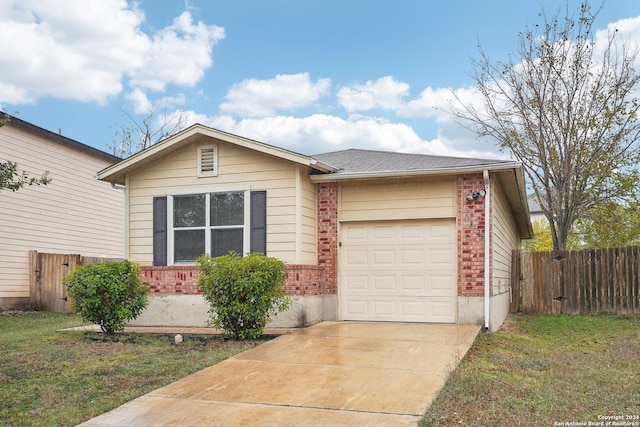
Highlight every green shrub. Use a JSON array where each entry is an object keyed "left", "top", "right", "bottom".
[
  {"left": 197, "top": 252, "right": 291, "bottom": 339},
  {"left": 64, "top": 260, "right": 149, "bottom": 335}
]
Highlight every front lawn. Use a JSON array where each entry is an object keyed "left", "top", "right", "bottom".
[
  {"left": 422, "top": 314, "right": 640, "bottom": 426},
  {"left": 0, "top": 311, "right": 266, "bottom": 426}
]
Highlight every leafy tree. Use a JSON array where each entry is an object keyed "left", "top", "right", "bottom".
[
  {"left": 109, "top": 106, "right": 188, "bottom": 158},
  {"left": 64, "top": 260, "right": 149, "bottom": 335},
  {"left": 0, "top": 115, "right": 52, "bottom": 191},
  {"left": 0, "top": 161, "right": 52, "bottom": 192},
  {"left": 197, "top": 252, "right": 291, "bottom": 340},
  {"left": 524, "top": 219, "right": 554, "bottom": 252},
  {"left": 574, "top": 199, "right": 640, "bottom": 248},
  {"left": 452, "top": 1, "right": 640, "bottom": 250},
  {"left": 524, "top": 218, "right": 581, "bottom": 251}
]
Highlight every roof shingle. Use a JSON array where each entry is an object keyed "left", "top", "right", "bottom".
[{"left": 312, "top": 148, "right": 515, "bottom": 175}]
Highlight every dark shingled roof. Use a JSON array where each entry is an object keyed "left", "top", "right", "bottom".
[
  {"left": 4, "top": 113, "right": 121, "bottom": 163},
  {"left": 312, "top": 148, "right": 514, "bottom": 175}
]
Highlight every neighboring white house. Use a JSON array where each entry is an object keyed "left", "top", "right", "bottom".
[
  {"left": 0, "top": 115, "right": 124, "bottom": 309},
  {"left": 528, "top": 195, "right": 545, "bottom": 223}
]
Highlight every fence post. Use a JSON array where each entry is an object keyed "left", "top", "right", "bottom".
[{"left": 28, "top": 250, "right": 39, "bottom": 310}]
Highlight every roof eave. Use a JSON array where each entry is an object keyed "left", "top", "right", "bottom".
[
  {"left": 512, "top": 167, "right": 534, "bottom": 239},
  {"left": 309, "top": 161, "right": 523, "bottom": 182},
  {"left": 5, "top": 114, "right": 121, "bottom": 164}
]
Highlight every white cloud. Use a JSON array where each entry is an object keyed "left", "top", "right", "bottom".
[
  {"left": 219, "top": 73, "right": 331, "bottom": 117},
  {"left": 162, "top": 105, "right": 509, "bottom": 159},
  {"left": 125, "top": 88, "right": 153, "bottom": 114},
  {"left": 0, "top": 0, "right": 224, "bottom": 104},
  {"left": 197, "top": 113, "right": 484, "bottom": 157},
  {"left": 337, "top": 76, "right": 410, "bottom": 112},
  {"left": 129, "top": 11, "right": 225, "bottom": 91}
]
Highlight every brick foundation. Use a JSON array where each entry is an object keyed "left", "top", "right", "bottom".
[
  {"left": 141, "top": 266, "right": 202, "bottom": 294},
  {"left": 140, "top": 264, "right": 326, "bottom": 296},
  {"left": 457, "top": 173, "right": 492, "bottom": 297}
]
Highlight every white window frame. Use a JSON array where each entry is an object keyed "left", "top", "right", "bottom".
[
  {"left": 197, "top": 145, "right": 218, "bottom": 177},
  {"left": 167, "top": 189, "right": 251, "bottom": 264}
]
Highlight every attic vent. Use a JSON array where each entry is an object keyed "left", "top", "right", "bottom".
[{"left": 198, "top": 145, "right": 218, "bottom": 177}]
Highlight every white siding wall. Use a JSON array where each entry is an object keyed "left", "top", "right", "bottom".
[
  {"left": 127, "top": 139, "right": 316, "bottom": 265},
  {"left": 0, "top": 124, "right": 124, "bottom": 303},
  {"left": 339, "top": 178, "right": 456, "bottom": 221},
  {"left": 492, "top": 179, "right": 520, "bottom": 295}
]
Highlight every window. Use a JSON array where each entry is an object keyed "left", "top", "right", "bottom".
[
  {"left": 198, "top": 145, "right": 218, "bottom": 177},
  {"left": 153, "top": 191, "right": 266, "bottom": 266},
  {"left": 171, "top": 191, "right": 245, "bottom": 263}
]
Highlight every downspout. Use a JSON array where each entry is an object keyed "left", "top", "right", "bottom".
[{"left": 483, "top": 170, "right": 490, "bottom": 331}]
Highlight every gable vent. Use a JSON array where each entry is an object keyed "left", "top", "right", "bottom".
[{"left": 198, "top": 145, "right": 218, "bottom": 177}]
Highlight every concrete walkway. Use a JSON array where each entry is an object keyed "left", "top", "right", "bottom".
[{"left": 78, "top": 322, "right": 479, "bottom": 426}]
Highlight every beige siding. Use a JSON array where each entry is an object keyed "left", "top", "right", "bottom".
[
  {"left": 339, "top": 178, "right": 456, "bottom": 221},
  {"left": 492, "top": 178, "right": 520, "bottom": 295},
  {"left": 127, "top": 139, "right": 314, "bottom": 265},
  {"left": 300, "top": 167, "right": 317, "bottom": 264},
  {"left": 0, "top": 125, "right": 124, "bottom": 301}
]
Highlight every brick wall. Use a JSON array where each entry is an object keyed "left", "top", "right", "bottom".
[
  {"left": 283, "top": 264, "right": 324, "bottom": 295},
  {"left": 141, "top": 266, "right": 202, "bottom": 294},
  {"left": 458, "top": 173, "right": 492, "bottom": 297},
  {"left": 141, "top": 264, "right": 327, "bottom": 296},
  {"left": 317, "top": 182, "right": 338, "bottom": 295}
]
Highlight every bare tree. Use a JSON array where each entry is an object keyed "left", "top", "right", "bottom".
[
  {"left": 452, "top": 2, "right": 640, "bottom": 250},
  {"left": 110, "top": 105, "right": 188, "bottom": 158}
]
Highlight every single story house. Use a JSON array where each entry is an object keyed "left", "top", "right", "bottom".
[
  {"left": 97, "top": 124, "right": 532, "bottom": 331},
  {"left": 0, "top": 115, "right": 124, "bottom": 309}
]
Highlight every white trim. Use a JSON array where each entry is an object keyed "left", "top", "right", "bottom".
[
  {"left": 124, "top": 175, "right": 130, "bottom": 259},
  {"left": 295, "top": 165, "right": 302, "bottom": 263},
  {"left": 167, "top": 189, "right": 251, "bottom": 265},
  {"left": 243, "top": 189, "right": 251, "bottom": 254},
  {"left": 167, "top": 196, "right": 174, "bottom": 264},
  {"left": 483, "top": 170, "right": 491, "bottom": 331}
]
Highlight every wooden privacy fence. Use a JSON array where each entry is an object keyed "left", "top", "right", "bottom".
[
  {"left": 29, "top": 251, "right": 122, "bottom": 313},
  {"left": 511, "top": 246, "right": 640, "bottom": 315}
]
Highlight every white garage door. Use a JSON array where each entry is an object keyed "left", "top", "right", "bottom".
[{"left": 340, "top": 219, "right": 457, "bottom": 323}]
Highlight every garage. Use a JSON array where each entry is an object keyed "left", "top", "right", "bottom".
[{"left": 340, "top": 219, "right": 457, "bottom": 323}]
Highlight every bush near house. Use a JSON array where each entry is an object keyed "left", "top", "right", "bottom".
[
  {"left": 64, "top": 260, "right": 149, "bottom": 334},
  {"left": 197, "top": 252, "right": 291, "bottom": 339}
]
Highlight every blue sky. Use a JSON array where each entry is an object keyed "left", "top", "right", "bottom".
[{"left": 3, "top": 0, "right": 640, "bottom": 159}]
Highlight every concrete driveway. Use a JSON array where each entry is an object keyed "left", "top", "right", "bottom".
[{"left": 78, "top": 322, "right": 479, "bottom": 426}]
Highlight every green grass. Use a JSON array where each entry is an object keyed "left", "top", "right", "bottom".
[
  {"left": 0, "top": 311, "right": 267, "bottom": 426},
  {"left": 421, "top": 314, "right": 640, "bottom": 426}
]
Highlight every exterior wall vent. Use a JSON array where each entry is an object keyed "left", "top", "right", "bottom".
[{"left": 198, "top": 145, "right": 218, "bottom": 177}]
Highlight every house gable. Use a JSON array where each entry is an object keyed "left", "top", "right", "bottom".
[
  {"left": 98, "top": 124, "right": 336, "bottom": 186},
  {"left": 125, "top": 136, "right": 319, "bottom": 266}
]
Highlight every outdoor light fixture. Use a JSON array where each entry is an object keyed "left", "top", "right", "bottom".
[{"left": 466, "top": 189, "right": 487, "bottom": 202}]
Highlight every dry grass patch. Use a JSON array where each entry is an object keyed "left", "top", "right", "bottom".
[{"left": 421, "top": 314, "right": 640, "bottom": 426}]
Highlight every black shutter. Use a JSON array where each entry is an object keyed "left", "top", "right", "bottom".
[
  {"left": 250, "top": 191, "right": 267, "bottom": 254},
  {"left": 153, "top": 196, "right": 168, "bottom": 266}
]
